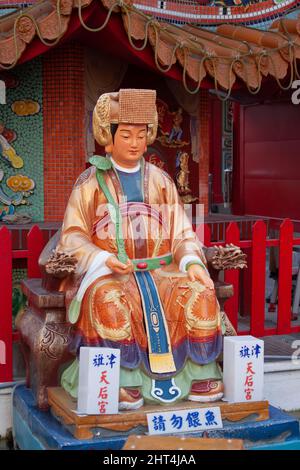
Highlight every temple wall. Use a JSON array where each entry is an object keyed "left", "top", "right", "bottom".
[{"left": 0, "top": 57, "right": 44, "bottom": 222}]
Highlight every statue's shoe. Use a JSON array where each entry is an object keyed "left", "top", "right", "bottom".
[
  {"left": 118, "top": 387, "right": 144, "bottom": 410},
  {"left": 188, "top": 379, "right": 224, "bottom": 403}
]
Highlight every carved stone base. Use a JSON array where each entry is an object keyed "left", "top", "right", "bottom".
[{"left": 48, "top": 387, "right": 269, "bottom": 441}]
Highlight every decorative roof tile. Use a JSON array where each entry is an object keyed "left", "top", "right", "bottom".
[{"left": 0, "top": 0, "right": 300, "bottom": 96}]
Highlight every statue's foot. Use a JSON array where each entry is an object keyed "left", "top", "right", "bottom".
[
  {"left": 188, "top": 379, "right": 224, "bottom": 403},
  {"left": 118, "top": 387, "right": 144, "bottom": 410}
]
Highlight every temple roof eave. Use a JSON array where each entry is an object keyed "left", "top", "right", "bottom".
[{"left": 0, "top": 0, "right": 300, "bottom": 96}]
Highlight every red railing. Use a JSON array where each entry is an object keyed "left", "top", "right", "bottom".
[
  {"left": 0, "top": 225, "right": 45, "bottom": 383},
  {"left": 1, "top": 219, "right": 300, "bottom": 383},
  {"left": 197, "top": 219, "right": 300, "bottom": 337},
  {"left": 203, "top": 216, "right": 270, "bottom": 243}
]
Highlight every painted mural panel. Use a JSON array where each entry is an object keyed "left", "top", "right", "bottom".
[
  {"left": 146, "top": 99, "right": 198, "bottom": 204},
  {"left": 0, "top": 57, "right": 43, "bottom": 222}
]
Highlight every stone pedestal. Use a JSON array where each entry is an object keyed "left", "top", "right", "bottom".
[
  {"left": 47, "top": 387, "right": 269, "bottom": 440},
  {"left": 13, "top": 385, "right": 300, "bottom": 450}
]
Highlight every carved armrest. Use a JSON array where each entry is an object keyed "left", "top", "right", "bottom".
[
  {"left": 204, "top": 245, "right": 247, "bottom": 337},
  {"left": 38, "top": 229, "right": 77, "bottom": 290},
  {"left": 204, "top": 244, "right": 247, "bottom": 275},
  {"left": 45, "top": 251, "right": 77, "bottom": 278}
]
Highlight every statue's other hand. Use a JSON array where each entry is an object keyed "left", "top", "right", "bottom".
[
  {"left": 187, "top": 264, "right": 214, "bottom": 290},
  {"left": 106, "top": 255, "right": 133, "bottom": 274}
]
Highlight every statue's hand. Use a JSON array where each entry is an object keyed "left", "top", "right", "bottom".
[
  {"left": 106, "top": 255, "right": 133, "bottom": 274},
  {"left": 187, "top": 264, "right": 214, "bottom": 290}
]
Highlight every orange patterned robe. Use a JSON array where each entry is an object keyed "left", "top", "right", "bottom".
[{"left": 57, "top": 158, "right": 222, "bottom": 378}]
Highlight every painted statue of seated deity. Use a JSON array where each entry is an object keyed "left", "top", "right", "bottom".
[{"left": 55, "top": 89, "right": 224, "bottom": 410}]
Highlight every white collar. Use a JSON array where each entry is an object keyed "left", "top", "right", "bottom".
[{"left": 110, "top": 156, "right": 141, "bottom": 173}]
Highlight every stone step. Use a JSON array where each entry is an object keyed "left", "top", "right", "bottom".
[
  {"left": 0, "top": 385, "right": 13, "bottom": 439},
  {"left": 264, "top": 365, "right": 300, "bottom": 412}
]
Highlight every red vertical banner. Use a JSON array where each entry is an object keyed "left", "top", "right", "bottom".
[
  {"left": 250, "top": 221, "right": 267, "bottom": 337},
  {"left": 224, "top": 222, "right": 240, "bottom": 332},
  {"left": 27, "top": 225, "right": 44, "bottom": 278},
  {"left": 0, "top": 227, "right": 13, "bottom": 383},
  {"left": 277, "top": 219, "right": 293, "bottom": 334}
]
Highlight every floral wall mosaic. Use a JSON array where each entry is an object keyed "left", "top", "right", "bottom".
[{"left": 0, "top": 57, "right": 44, "bottom": 222}]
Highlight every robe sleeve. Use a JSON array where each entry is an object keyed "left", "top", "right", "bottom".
[
  {"left": 165, "top": 175, "right": 207, "bottom": 268},
  {"left": 56, "top": 170, "right": 110, "bottom": 276}
]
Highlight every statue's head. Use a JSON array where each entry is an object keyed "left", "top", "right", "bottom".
[
  {"left": 105, "top": 123, "right": 148, "bottom": 168},
  {"left": 93, "top": 89, "right": 158, "bottom": 166}
]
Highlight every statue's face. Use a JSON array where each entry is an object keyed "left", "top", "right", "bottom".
[{"left": 106, "top": 123, "right": 147, "bottom": 168}]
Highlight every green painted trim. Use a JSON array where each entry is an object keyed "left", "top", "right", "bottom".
[
  {"left": 185, "top": 260, "right": 209, "bottom": 275},
  {"left": 95, "top": 168, "right": 128, "bottom": 264},
  {"left": 88, "top": 155, "right": 112, "bottom": 171},
  {"left": 68, "top": 298, "right": 81, "bottom": 324},
  {"left": 132, "top": 253, "right": 172, "bottom": 271}
]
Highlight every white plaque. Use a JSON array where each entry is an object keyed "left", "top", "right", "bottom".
[
  {"left": 147, "top": 407, "right": 223, "bottom": 435},
  {"left": 77, "top": 346, "right": 120, "bottom": 415},
  {"left": 223, "top": 335, "right": 264, "bottom": 403}
]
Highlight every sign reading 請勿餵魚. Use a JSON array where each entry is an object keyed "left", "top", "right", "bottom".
[
  {"left": 147, "top": 407, "right": 223, "bottom": 435},
  {"left": 77, "top": 347, "right": 120, "bottom": 415},
  {"left": 223, "top": 336, "right": 264, "bottom": 403}
]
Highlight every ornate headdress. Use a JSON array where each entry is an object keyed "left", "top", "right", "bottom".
[{"left": 93, "top": 89, "right": 158, "bottom": 146}]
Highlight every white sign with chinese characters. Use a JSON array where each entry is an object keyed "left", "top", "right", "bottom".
[
  {"left": 77, "top": 346, "right": 120, "bottom": 415},
  {"left": 223, "top": 336, "right": 264, "bottom": 403},
  {"left": 147, "top": 407, "right": 223, "bottom": 435}
]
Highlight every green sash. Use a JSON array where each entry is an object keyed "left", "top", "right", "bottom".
[{"left": 90, "top": 156, "right": 128, "bottom": 265}]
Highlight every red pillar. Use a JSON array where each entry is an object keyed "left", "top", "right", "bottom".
[
  {"left": 209, "top": 97, "right": 223, "bottom": 205},
  {"left": 199, "top": 89, "right": 211, "bottom": 215}
]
